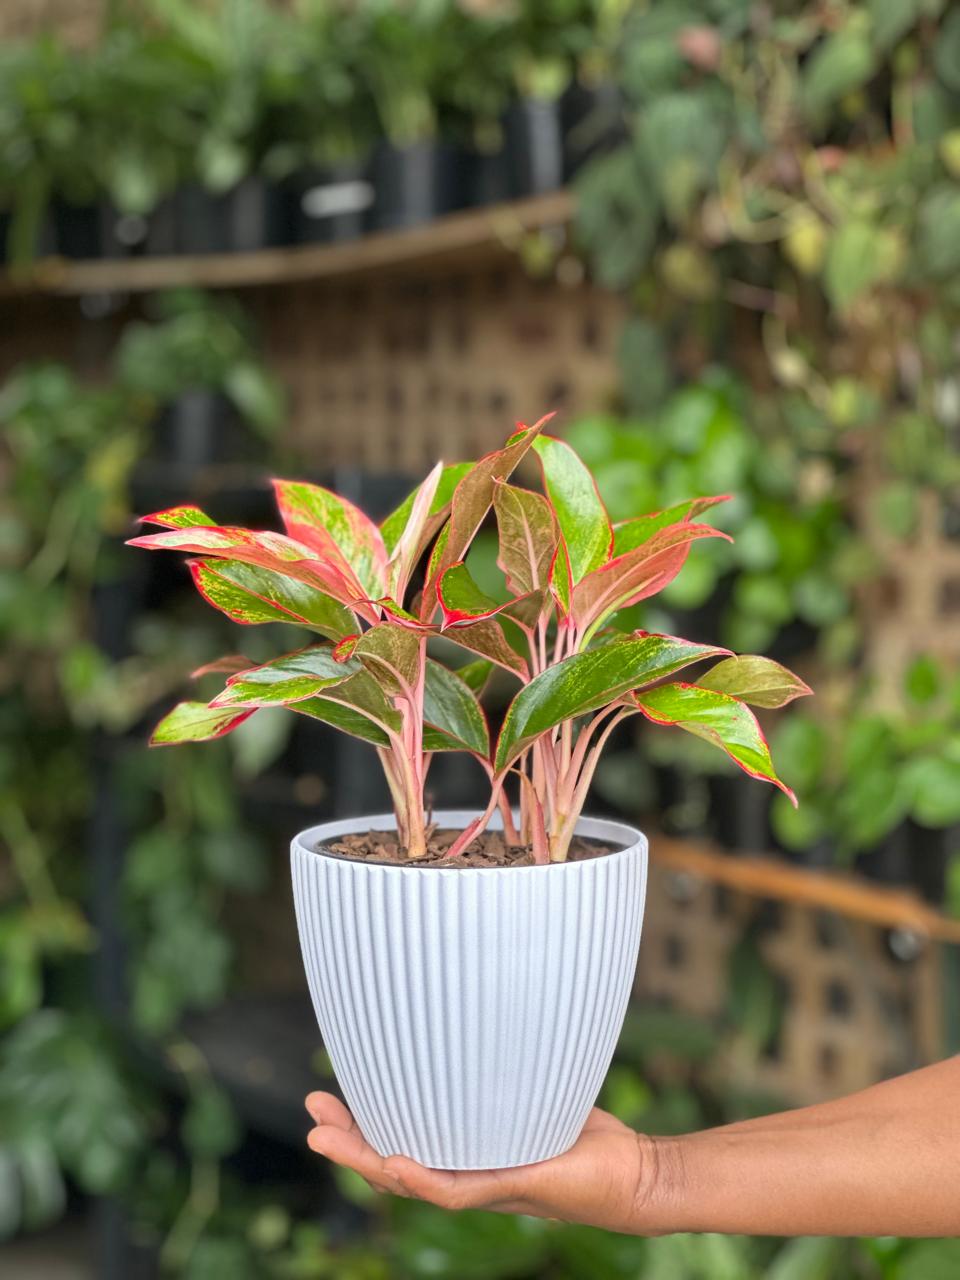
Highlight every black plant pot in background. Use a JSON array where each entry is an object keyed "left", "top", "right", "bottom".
[
  {"left": 709, "top": 772, "right": 774, "bottom": 854},
  {"left": 464, "top": 144, "right": 512, "bottom": 208},
  {"left": 53, "top": 198, "right": 159, "bottom": 260},
  {"left": 149, "top": 390, "right": 267, "bottom": 471},
  {"left": 504, "top": 97, "right": 564, "bottom": 198},
  {"left": 367, "top": 140, "right": 461, "bottom": 231},
  {"left": 290, "top": 162, "right": 374, "bottom": 244},
  {"left": 561, "top": 81, "right": 626, "bottom": 180},
  {"left": 174, "top": 177, "right": 287, "bottom": 255}
]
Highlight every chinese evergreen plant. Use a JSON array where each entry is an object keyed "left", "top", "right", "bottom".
[{"left": 133, "top": 417, "right": 810, "bottom": 861}]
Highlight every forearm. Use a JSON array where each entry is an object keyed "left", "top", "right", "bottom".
[{"left": 640, "top": 1058, "right": 960, "bottom": 1237}]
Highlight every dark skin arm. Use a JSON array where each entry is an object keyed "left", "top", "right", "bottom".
[{"left": 306, "top": 1057, "right": 960, "bottom": 1237}]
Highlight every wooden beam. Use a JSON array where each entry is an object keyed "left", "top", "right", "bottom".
[
  {"left": 0, "top": 190, "right": 576, "bottom": 298},
  {"left": 652, "top": 833, "right": 960, "bottom": 944}
]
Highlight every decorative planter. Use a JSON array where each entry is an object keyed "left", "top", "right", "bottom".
[{"left": 291, "top": 809, "right": 647, "bottom": 1169}]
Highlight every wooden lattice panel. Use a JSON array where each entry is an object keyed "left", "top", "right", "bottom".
[
  {"left": 860, "top": 486, "right": 960, "bottom": 704},
  {"left": 0, "top": 0, "right": 104, "bottom": 45},
  {"left": 637, "top": 861, "right": 943, "bottom": 1105},
  {"left": 253, "top": 267, "right": 625, "bottom": 473}
]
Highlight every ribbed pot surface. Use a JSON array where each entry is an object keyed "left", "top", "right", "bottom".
[{"left": 291, "top": 810, "right": 647, "bottom": 1169}]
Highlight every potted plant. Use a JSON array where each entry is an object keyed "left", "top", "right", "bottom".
[
  {"left": 281, "top": 4, "right": 377, "bottom": 245},
  {"left": 130, "top": 418, "right": 808, "bottom": 1169},
  {"left": 359, "top": 2, "right": 460, "bottom": 230},
  {"left": 115, "top": 290, "right": 284, "bottom": 472}
]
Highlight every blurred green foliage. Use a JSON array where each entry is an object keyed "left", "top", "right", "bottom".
[{"left": 2, "top": 0, "right": 960, "bottom": 1276}]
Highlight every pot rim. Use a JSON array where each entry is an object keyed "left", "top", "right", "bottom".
[{"left": 291, "top": 809, "right": 646, "bottom": 873}]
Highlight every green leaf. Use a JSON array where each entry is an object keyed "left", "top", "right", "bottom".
[
  {"left": 904, "top": 757, "right": 960, "bottom": 827},
  {"left": 918, "top": 185, "right": 960, "bottom": 277},
  {"left": 423, "top": 418, "right": 550, "bottom": 613},
  {"left": 803, "top": 28, "right": 876, "bottom": 119},
  {"left": 272, "top": 479, "right": 387, "bottom": 599},
  {"left": 353, "top": 622, "right": 420, "bottom": 696},
  {"left": 493, "top": 481, "right": 559, "bottom": 596},
  {"left": 140, "top": 504, "right": 216, "bottom": 528},
  {"left": 698, "top": 656, "right": 812, "bottom": 709},
  {"left": 632, "top": 683, "right": 796, "bottom": 802},
  {"left": 292, "top": 687, "right": 392, "bottom": 746},
  {"left": 495, "top": 633, "right": 724, "bottom": 772},
  {"left": 612, "top": 496, "right": 730, "bottom": 555},
  {"left": 868, "top": 0, "right": 923, "bottom": 53},
  {"left": 437, "top": 561, "right": 526, "bottom": 629},
  {"left": 935, "top": 7, "right": 960, "bottom": 92},
  {"left": 824, "top": 221, "right": 904, "bottom": 311},
  {"left": 189, "top": 560, "right": 355, "bottom": 639},
  {"left": 453, "top": 659, "right": 494, "bottom": 694},
  {"left": 381, "top": 460, "right": 472, "bottom": 554},
  {"left": 532, "top": 435, "right": 612, "bottom": 582},
  {"left": 572, "top": 522, "right": 729, "bottom": 637},
  {"left": 128, "top": 524, "right": 361, "bottom": 603},
  {"left": 898, "top": 1239, "right": 960, "bottom": 1280},
  {"left": 150, "top": 701, "right": 254, "bottom": 745},
  {"left": 423, "top": 661, "right": 489, "bottom": 755},
  {"left": 442, "top": 617, "right": 528, "bottom": 678},
  {"left": 210, "top": 647, "right": 357, "bottom": 708},
  {"left": 550, "top": 537, "right": 574, "bottom": 617}
]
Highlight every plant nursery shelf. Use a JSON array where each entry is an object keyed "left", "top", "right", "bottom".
[{"left": 0, "top": 190, "right": 575, "bottom": 298}]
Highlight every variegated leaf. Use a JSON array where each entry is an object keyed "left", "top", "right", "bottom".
[
  {"left": 127, "top": 525, "right": 363, "bottom": 606},
  {"left": 631, "top": 682, "right": 796, "bottom": 803},
  {"left": 423, "top": 660, "right": 489, "bottom": 755},
  {"left": 613, "top": 495, "right": 731, "bottom": 555},
  {"left": 354, "top": 622, "right": 421, "bottom": 697},
  {"left": 437, "top": 561, "right": 532, "bottom": 631},
  {"left": 210, "top": 647, "right": 359, "bottom": 708},
  {"left": 140, "top": 505, "right": 216, "bottom": 528},
  {"left": 495, "top": 632, "right": 726, "bottom": 772},
  {"left": 572, "top": 523, "right": 731, "bottom": 638},
  {"left": 420, "top": 415, "right": 552, "bottom": 617},
  {"left": 493, "top": 480, "right": 558, "bottom": 597},
  {"left": 532, "top": 435, "right": 612, "bottom": 582},
  {"left": 150, "top": 701, "right": 254, "bottom": 745},
  {"left": 189, "top": 559, "right": 355, "bottom": 639},
  {"left": 697, "top": 656, "right": 813, "bottom": 709},
  {"left": 272, "top": 479, "right": 388, "bottom": 599}
]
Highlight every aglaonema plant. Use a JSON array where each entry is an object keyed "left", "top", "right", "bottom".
[{"left": 130, "top": 415, "right": 810, "bottom": 862}]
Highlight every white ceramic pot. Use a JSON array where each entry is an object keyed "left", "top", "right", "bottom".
[{"left": 291, "top": 809, "right": 647, "bottom": 1169}]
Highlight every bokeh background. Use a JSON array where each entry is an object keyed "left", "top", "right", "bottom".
[{"left": 3, "top": 1, "right": 960, "bottom": 1276}]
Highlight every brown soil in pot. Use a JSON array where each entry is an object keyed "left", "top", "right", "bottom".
[{"left": 318, "top": 826, "right": 619, "bottom": 868}]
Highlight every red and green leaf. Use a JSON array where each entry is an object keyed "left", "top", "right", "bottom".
[
  {"left": 140, "top": 505, "right": 216, "bottom": 529},
  {"left": 613, "top": 496, "right": 731, "bottom": 556},
  {"left": 272, "top": 479, "right": 388, "bottom": 599},
  {"left": 442, "top": 616, "right": 528, "bottom": 678},
  {"left": 631, "top": 682, "right": 796, "bottom": 803},
  {"left": 532, "top": 435, "right": 612, "bottom": 582},
  {"left": 210, "top": 646, "right": 358, "bottom": 708},
  {"left": 437, "top": 561, "right": 532, "bottom": 630},
  {"left": 549, "top": 536, "right": 574, "bottom": 618},
  {"left": 150, "top": 701, "right": 254, "bottom": 745},
  {"left": 382, "top": 461, "right": 473, "bottom": 599},
  {"left": 127, "top": 525, "right": 363, "bottom": 605},
  {"left": 572, "top": 522, "right": 731, "bottom": 637},
  {"left": 697, "top": 656, "right": 813, "bottom": 709},
  {"left": 190, "top": 654, "right": 251, "bottom": 679},
  {"left": 495, "top": 632, "right": 727, "bottom": 772},
  {"left": 354, "top": 622, "right": 421, "bottom": 697},
  {"left": 423, "top": 660, "right": 489, "bottom": 755},
  {"left": 420, "top": 415, "right": 552, "bottom": 616},
  {"left": 291, "top": 686, "right": 393, "bottom": 745},
  {"left": 189, "top": 559, "right": 356, "bottom": 639},
  {"left": 492, "top": 481, "right": 558, "bottom": 597}
]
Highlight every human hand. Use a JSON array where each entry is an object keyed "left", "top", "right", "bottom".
[{"left": 305, "top": 1092, "right": 666, "bottom": 1234}]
